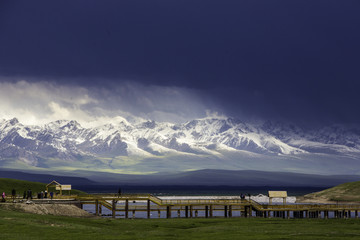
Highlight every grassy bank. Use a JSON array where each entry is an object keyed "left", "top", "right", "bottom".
[
  {"left": 0, "top": 178, "right": 85, "bottom": 197},
  {"left": 302, "top": 181, "right": 360, "bottom": 202},
  {"left": 0, "top": 207, "right": 360, "bottom": 240}
]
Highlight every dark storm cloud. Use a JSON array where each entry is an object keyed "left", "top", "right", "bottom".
[{"left": 0, "top": 0, "right": 359, "bottom": 126}]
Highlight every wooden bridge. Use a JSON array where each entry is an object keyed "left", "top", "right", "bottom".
[{"left": 72, "top": 194, "right": 360, "bottom": 219}]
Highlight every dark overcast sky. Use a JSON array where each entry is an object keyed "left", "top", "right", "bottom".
[{"left": 1, "top": 0, "right": 360, "bottom": 126}]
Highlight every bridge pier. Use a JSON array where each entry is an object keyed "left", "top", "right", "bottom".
[
  {"left": 112, "top": 200, "right": 116, "bottom": 218},
  {"left": 355, "top": 210, "right": 358, "bottom": 219},
  {"left": 205, "top": 206, "right": 209, "bottom": 218},
  {"left": 210, "top": 205, "right": 213, "bottom": 218},
  {"left": 185, "top": 206, "right": 189, "bottom": 218},
  {"left": 147, "top": 200, "right": 151, "bottom": 218},
  {"left": 95, "top": 199, "right": 99, "bottom": 216},
  {"left": 190, "top": 206, "right": 193, "bottom": 218},
  {"left": 224, "top": 205, "right": 228, "bottom": 218},
  {"left": 125, "top": 199, "right": 129, "bottom": 219},
  {"left": 166, "top": 206, "right": 171, "bottom": 218}
]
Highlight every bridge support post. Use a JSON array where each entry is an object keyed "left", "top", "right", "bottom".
[
  {"left": 125, "top": 199, "right": 129, "bottom": 219},
  {"left": 190, "top": 206, "right": 193, "bottom": 218},
  {"left": 158, "top": 210, "right": 161, "bottom": 218},
  {"left": 147, "top": 200, "right": 151, "bottom": 219},
  {"left": 343, "top": 210, "right": 346, "bottom": 219},
  {"left": 112, "top": 200, "right": 116, "bottom": 218},
  {"left": 355, "top": 210, "right": 358, "bottom": 219},
  {"left": 287, "top": 211, "right": 290, "bottom": 219},
  {"left": 205, "top": 206, "right": 209, "bottom": 218},
  {"left": 249, "top": 206, "right": 252, "bottom": 218},
  {"left": 229, "top": 205, "right": 232, "bottom": 217},
  {"left": 264, "top": 211, "right": 267, "bottom": 218},
  {"left": 166, "top": 206, "right": 171, "bottom": 219},
  {"left": 224, "top": 205, "right": 228, "bottom": 218},
  {"left": 99, "top": 203, "right": 102, "bottom": 215},
  {"left": 210, "top": 205, "right": 213, "bottom": 218},
  {"left": 178, "top": 210, "right": 181, "bottom": 218},
  {"left": 185, "top": 206, "right": 189, "bottom": 218},
  {"left": 95, "top": 199, "right": 99, "bottom": 216},
  {"left": 244, "top": 207, "right": 248, "bottom": 218}
]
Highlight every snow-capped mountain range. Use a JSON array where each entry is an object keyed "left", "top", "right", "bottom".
[{"left": 1, "top": 116, "right": 360, "bottom": 175}]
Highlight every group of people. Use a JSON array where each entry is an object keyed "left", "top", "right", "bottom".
[
  {"left": 240, "top": 193, "right": 251, "bottom": 200},
  {"left": 0, "top": 189, "right": 55, "bottom": 202},
  {"left": 1, "top": 189, "right": 17, "bottom": 202}
]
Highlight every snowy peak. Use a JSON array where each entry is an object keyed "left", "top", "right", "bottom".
[{"left": 0, "top": 116, "right": 360, "bottom": 169}]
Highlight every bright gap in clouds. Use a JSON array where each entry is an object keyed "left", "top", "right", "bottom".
[{"left": 0, "top": 79, "right": 212, "bottom": 126}]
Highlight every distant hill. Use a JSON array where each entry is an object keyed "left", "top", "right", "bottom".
[
  {"left": 0, "top": 178, "right": 46, "bottom": 196},
  {"left": 1, "top": 169, "right": 359, "bottom": 188},
  {"left": 0, "top": 170, "right": 96, "bottom": 187},
  {"left": 74, "top": 169, "right": 360, "bottom": 187},
  {"left": 0, "top": 178, "right": 85, "bottom": 197},
  {"left": 300, "top": 181, "right": 360, "bottom": 202}
]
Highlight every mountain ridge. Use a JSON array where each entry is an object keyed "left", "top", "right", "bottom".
[{"left": 1, "top": 116, "right": 360, "bottom": 175}]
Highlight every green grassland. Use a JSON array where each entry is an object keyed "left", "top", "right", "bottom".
[
  {"left": 303, "top": 181, "right": 360, "bottom": 202},
  {"left": 0, "top": 207, "right": 360, "bottom": 240},
  {"left": 0, "top": 178, "right": 85, "bottom": 197}
]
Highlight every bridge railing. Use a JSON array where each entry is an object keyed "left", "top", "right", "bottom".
[{"left": 159, "top": 198, "right": 248, "bottom": 206}]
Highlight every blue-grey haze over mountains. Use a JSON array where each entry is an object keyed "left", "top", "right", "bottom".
[{"left": 0, "top": 1, "right": 359, "bottom": 176}]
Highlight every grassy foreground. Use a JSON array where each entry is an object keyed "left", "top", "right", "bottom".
[{"left": 1, "top": 208, "right": 360, "bottom": 240}]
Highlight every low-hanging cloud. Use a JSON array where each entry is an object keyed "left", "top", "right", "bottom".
[{"left": 0, "top": 79, "right": 214, "bottom": 126}]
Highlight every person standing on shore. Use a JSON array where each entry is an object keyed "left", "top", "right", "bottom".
[
  {"left": 1, "top": 192, "right": 6, "bottom": 202},
  {"left": 27, "top": 189, "right": 32, "bottom": 200},
  {"left": 11, "top": 189, "right": 16, "bottom": 202}
]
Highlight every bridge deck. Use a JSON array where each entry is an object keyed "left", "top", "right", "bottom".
[{"left": 74, "top": 194, "right": 360, "bottom": 212}]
